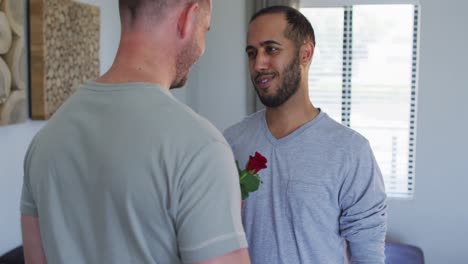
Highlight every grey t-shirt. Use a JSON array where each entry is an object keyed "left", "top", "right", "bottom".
[
  {"left": 224, "top": 110, "right": 387, "bottom": 264},
  {"left": 21, "top": 82, "right": 247, "bottom": 264}
]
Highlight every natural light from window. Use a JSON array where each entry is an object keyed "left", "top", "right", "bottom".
[{"left": 302, "top": 5, "right": 418, "bottom": 198}]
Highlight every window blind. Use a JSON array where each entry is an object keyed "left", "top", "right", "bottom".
[{"left": 302, "top": 4, "right": 420, "bottom": 198}]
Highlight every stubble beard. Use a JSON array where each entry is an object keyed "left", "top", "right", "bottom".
[
  {"left": 171, "top": 39, "right": 200, "bottom": 89},
  {"left": 254, "top": 53, "right": 301, "bottom": 108}
]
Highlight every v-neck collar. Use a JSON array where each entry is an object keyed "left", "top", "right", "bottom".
[{"left": 261, "top": 109, "right": 325, "bottom": 146}]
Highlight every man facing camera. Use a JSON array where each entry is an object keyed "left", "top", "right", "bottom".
[{"left": 224, "top": 6, "right": 387, "bottom": 264}]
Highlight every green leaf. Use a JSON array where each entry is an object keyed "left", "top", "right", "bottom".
[{"left": 240, "top": 173, "right": 260, "bottom": 192}]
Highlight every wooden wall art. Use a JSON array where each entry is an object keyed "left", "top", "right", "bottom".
[
  {"left": 29, "top": 0, "right": 100, "bottom": 120},
  {"left": 0, "top": 0, "right": 28, "bottom": 126}
]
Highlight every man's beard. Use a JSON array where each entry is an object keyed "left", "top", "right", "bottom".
[
  {"left": 254, "top": 53, "right": 301, "bottom": 108},
  {"left": 171, "top": 39, "right": 200, "bottom": 89}
]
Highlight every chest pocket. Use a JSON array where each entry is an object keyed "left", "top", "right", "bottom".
[
  {"left": 286, "top": 176, "right": 339, "bottom": 224},
  {"left": 286, "top": 178, "right": 331, "bottom": 200}
]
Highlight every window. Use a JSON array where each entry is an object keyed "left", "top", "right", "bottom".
[{"left": 301, "top": 3, "right": 420, "bottom": 198}]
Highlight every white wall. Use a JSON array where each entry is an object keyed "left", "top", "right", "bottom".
[
  {"left": 190, "top": 0, "right": 249, "bottom": 130},
  {"left": 386, "top": 0, "right": 468, "bottom": 263},
  {"left": 0, "top": 121, "right": 44, "bottom": 254}
]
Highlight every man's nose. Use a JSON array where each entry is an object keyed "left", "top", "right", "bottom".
[{"left": 253, "top": 53, "right": 269, "bottom": 73}]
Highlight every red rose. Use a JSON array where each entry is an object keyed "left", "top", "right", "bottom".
[{"left": 246, "top": 152, "right": 267, "bottom": 174}]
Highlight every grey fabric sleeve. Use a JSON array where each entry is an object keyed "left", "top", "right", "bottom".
[
  {"left": 339, "top": 140, "right": 387, "bottom": 264},
  {"left": 20, "top": 139, "right": 38, "bottom": 217},
  {"left": 176, "top": 141, "right": 247, "bottom": 264}
]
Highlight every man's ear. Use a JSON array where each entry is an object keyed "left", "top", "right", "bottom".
[
  {"left": 300, "top": 41, "right": 314, "bottom": 66},
  {"left": 177, "top": 2, "right": 200, "bottom": 39}
]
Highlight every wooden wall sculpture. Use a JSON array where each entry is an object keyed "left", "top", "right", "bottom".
[
  {"left": 30, "top": 0, "right": 100, "bottom": 120},
  {"left": 0, "top": 0, "right": 28, "bottom": 126}
]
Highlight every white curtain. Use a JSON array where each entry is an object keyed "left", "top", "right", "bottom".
[{"left": 246, "top": 0, "right": 301, "bottom": 113}]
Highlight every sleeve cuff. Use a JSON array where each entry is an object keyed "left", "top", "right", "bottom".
[
  {"left": 180, "top": 232, "right": 248, "bottom": 264},
  {"left": 20, "top": 201, "right": 38, "bottom": 217}
]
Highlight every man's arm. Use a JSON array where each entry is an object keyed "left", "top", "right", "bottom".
[
  {"left": 21, "top": 214, "right": 47, "bottom": 264},
  {"left": 176, "top": 141, "right": 249, "bottom": 264},
  {"left": 339, "top": 140, "right": 387, "bottom": 263},
  {"left": 194, "top": 248, "right": 250, "bottom": 264}
]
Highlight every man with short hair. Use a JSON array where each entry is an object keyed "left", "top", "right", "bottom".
[
  {"left": 20, "top": 1, "right": 250, "bottom": 263},
  {"left": 224, "top": 6, "right": 387, "bottom": 263}
]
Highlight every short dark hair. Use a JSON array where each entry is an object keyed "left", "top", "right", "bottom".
[{"left": 250, "top": 5, "right": 316, "bottom": 48}]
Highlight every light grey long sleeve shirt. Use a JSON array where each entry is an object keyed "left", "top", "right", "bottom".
[{"left": 224, "top": 110, "right": 387, "bottom": 264}]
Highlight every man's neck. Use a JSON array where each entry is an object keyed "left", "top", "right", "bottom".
[
  {"left": 96, "top": 34, "right": 176, "bottom": 89},
  {"left": 265, "top": 87, "right": 319, "bottom": 139}
]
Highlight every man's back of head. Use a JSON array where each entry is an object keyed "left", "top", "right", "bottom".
[
  {"left": 98, "top": 0, "right": 212, "bottom": 88},
  {"left": 119, "top": 0, "right": 179, "bottom": 29}
]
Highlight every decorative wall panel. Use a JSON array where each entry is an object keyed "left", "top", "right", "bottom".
[{"left": 30, "top": 0, "right": 100, "bottom": 120}]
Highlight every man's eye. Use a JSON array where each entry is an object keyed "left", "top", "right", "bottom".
[
  {"left": 266, "top": 47, "right": 278, "bottom": 53},
  {"left": 247, "top": 51, "right": 256, "bottom": 59}
]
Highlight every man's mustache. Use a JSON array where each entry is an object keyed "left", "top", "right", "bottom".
[{"left": 255, "top": 72, "right": 277, "bottom": 82}]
